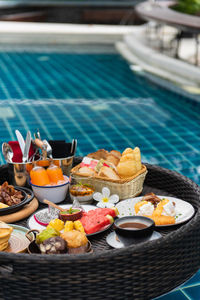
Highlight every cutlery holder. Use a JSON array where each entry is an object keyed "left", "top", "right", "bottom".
[{"left": 8, "top": 157, "right": 40, "bottom": 188}]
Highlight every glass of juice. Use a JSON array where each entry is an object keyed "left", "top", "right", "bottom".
[
  {"left": 46, "top": 164, "right": 64, "bottom": 185},
  {"left": 30, "top": 166, "right": 50, "bottom": 186}
]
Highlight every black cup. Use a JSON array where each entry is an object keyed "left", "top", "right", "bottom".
[{"left": 114, "top": 216, "right": 155, "bottom": 247}]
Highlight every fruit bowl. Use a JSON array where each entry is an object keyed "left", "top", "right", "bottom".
[{"left": 30, "top": 176, "right": 69, "bottom": 203}]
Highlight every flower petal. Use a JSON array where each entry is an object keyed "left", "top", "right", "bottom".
[
  {"left": 97, "top": 201, "right": 106, "bottom": 208},
  {"left": 93, "top": 192, "right": 103, "bottom": 201},
  {"left": 109, "top": 194, "right": 119, "bottom": 204},
  {"left": 105, "top": 202, "right": 114, "bottom": 208},
  {"left": 102, "top": 187, "right": 110, "bottom": 198}
]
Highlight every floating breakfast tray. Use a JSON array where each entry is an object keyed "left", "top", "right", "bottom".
[{"left": 0, "top": 158, "right": 199, "bottom": 300}]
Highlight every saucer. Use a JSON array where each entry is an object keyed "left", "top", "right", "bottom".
[{"left": 106, "top": 231, "right": 162, "bottom": 249}]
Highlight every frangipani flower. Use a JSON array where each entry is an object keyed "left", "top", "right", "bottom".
[{"left": 93, "top": 187, "right": 119, "bottom": 208}]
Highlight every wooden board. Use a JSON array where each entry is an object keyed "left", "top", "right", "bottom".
[{"left": 0, "top": 198, "right": 39, "bottom": 223}]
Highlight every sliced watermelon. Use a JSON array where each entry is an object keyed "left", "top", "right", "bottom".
[
  {"left": 80, "top": 215, "right": 110, "bottom": 234},
  {"left": 85, "top": 208, "right": 117, "bottom": 218}
]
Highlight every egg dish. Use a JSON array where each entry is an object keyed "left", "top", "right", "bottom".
[{"left": 134, "top": 193, "right": 176, "bottom": 225}]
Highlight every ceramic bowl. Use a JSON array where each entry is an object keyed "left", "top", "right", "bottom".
[
  {"left": 30, "top": 176, "right": 69, "bottom": 203},
  {"left": 114, "top": 216, "right": 155, "bottom": 246}
]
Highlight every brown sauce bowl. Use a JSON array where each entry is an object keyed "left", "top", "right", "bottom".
[{"left": 114, "top": 216, "right": 155, "bottom": 246}]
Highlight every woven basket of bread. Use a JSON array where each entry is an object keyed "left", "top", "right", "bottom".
[{"left": 71, "top": 164, "right": 147, "bottom": 200}]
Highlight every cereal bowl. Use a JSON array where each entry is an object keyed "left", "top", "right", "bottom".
[{"left": 30, "top": 176, "right": 69, "bottom": 203}]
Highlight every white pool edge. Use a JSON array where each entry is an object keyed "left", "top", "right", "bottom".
[{"left": 0, "top": 22, "right": 135, "bottom": 44}]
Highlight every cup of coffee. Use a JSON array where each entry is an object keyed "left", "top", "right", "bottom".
[{"left": 114, "top": 216, "right": 155, "bottom": 246}]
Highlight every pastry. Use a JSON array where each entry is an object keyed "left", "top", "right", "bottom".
[
  {"left": 87, "top": 149, "right": 108, "bottom": 160},
  {"left": 0, "top": 221, "right": 13, "bottom": 251},
  {"left": 105, "top": 154, "right": 120, "bottom": 167},
  {"left": 61, "top": 230, "right": 90, "bottom": 254},
  {"left": 117, "top": 147, "right": 142, "bottom": 178},
  {"left": 109, "top": 150, "right": 121, "bottom": 160},
  {"left": 144, "top": 215, "right": 175, "bottom": 226},
  {"left": 98, "top": 166, "right": 120, "bottom": 180}
]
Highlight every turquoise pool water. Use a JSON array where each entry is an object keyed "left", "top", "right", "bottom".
[{"left": 0, "top": 44, "right": 199, "bottom": 299}]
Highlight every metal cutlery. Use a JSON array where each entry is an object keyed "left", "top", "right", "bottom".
[
  {"left": 23, "top": 131, "right": 32, "bottom": 163},
  {"left": 15, "top": 130, "right": 25, "bottom": 155},
  {"left": 71, "top": 139, "right": 77, "bottom": 156},
  {"left": 2, "top": 142, "right": 13, "bottom": 163}
]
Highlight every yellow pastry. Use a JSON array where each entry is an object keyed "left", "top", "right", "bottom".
[
  {"left": 0, "top": 221, "right": 13, "bottom": 251},
  {"left": 61, "top": 230, "right": 88, "bottom": 248},
  {"left": 117, "top": 147, "right": 142, "bottom": 178}
]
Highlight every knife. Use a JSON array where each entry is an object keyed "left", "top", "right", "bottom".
[
  {"left": 15, "top": 130, "right": 25, "bottom": 155},
  {"left": 23, "top": 131, "right": 32, "bottom": 163}
]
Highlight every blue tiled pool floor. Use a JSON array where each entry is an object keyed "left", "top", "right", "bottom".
[{"left": 0, "top": 44, "right": 199, "bottom": 299}]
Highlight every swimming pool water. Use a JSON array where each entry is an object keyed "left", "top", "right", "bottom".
[{"left": 0, "top": 44, "right": 199, "bottom": 299}]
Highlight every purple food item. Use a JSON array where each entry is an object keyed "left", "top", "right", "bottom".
[
  {"left": 59, "top": 207, "right": 82, "bottom": 222},
  {"left": 39, "top": 236, "right": 67, "bottom": 254}
]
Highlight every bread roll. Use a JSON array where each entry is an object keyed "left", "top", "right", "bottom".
[
  {"left": 87, "top": 149, "right": 108, "bottom": 160},
  {"left": 105, "top": 155, "right": 119, "bottom": 166},
  {"left": 122, "top": 148, "right": 134, "bottom": 156},
  {"left": 117, "top": 161, "right": 137, "bottom": 178},
  {"left": 98, "top": 166, "right": 120, "bottom": 180},
  {"left": 78, "top": 167, "right": 96, "bottom": 176},
  {"left": 133, "top": 147, "right": 142, "bottom": 172},
  {"left": 120, "top": 153, "right": 135, "bottom": 162},
  {"left": 117, "top": 147, "right": 142, "bottom": 178},
  {"left": 109, "top": 150, "right": 121, "bottom": 160}
]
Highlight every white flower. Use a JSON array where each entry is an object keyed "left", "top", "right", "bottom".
[{"left": 93, "top": 187, "right": 119, "bottom": 208}]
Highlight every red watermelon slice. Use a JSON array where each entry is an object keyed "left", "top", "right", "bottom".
[{"left": 79, "top": 208, "right": 116, "bottom": 234}]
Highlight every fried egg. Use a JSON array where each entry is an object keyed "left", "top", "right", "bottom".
[
  {"left": 134, "top": 201, "right": 154, "bottom": 216},
  {"left": 153, "top": 199, "right": 176, "bottom": 217}
]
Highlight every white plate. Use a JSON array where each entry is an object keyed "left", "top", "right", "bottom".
[
  {"left": 106, "top": 231, "right": 162, "bottom": 249},
  {"left": 116, "top": 196, "right": 195, "bottom": 227},
  {"left": 27, "top": 204, "right": 112, "bottom": 236}
]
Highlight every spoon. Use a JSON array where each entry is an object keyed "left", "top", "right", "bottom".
[
  {"left": 2, "top": 142, "right": 13, "bottom": 163},
  {"left": 43, "top": 199, "right": 66, "bottom": 212}
]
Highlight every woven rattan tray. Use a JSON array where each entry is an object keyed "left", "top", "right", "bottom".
[{"left": 0, "top": 157, "right": 200, "bottom": 300}]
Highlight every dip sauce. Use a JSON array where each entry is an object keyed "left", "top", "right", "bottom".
[{"left": 119, "top": 222, "right": 147, "bottom": 230}]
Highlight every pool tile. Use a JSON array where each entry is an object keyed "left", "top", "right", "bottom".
[{"left": 155, "top": 290, "right": 189, "bottom": 300}]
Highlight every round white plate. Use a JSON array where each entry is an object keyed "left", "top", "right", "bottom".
[
  {"left": 106, "top": 231, "right": 162, "bottom": 249},
  {"left": 116, "top": 196, "right": 195, "bottom": 227},
  {"left": 27, "top": 204, "right": 112, "bottom": 236}
]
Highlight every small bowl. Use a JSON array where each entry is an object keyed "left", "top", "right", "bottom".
[
  {"left": 69, "top": 184, "right": 94, "bottom": 204},
  {"left": 59, "top": 208, "right": 83, "bottom": 222},
  {"left": 30, "top": 176, "right": 69, "bottom": 203},
  {"left": 114, "top": 216, "right": 155, "bottom": 246}
]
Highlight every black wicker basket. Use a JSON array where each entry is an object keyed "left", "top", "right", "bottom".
[{"left": 0, "top": 159, "right": 200, "bottom": 300}]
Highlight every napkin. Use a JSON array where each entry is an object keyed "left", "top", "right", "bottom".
[
  {"left": 8, "top": 141, "right": 35, "bottom": 163},
  {"left": 48, "top": 140, "right": 73, "bottom": 158}
]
